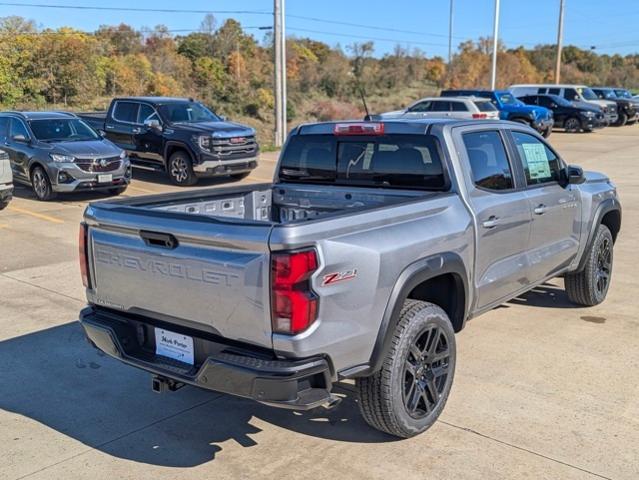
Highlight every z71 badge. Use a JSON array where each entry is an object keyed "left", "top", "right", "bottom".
[{"left": 322, "top": 269, "right": 357, "bottom": 286}]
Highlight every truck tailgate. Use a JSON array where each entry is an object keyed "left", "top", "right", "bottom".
[{"left": 84, "top": 204, "right": 274, "bottom": 349}]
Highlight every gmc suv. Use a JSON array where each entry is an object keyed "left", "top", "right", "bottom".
[{"left": 78, "top": 119, "right": 621, "bottom": 438}]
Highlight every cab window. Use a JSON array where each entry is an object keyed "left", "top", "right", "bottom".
[
  {"left": 137, "top": 104, "right": 158, "bottom": 124},
  {"left": 113, "top": 101, "right": 139, "bottom": 123},
  {"left": 563, "top": 88, "right": 579, "bottom": 101},
  {"left": 511, "top": 131, "right": 562, "bottom": 186},
  {"left": 462, "top": 130, "right": 514, "bottom": 191},
  {"left": 9, "top": 118, "right": 29, "bottom": 139}
]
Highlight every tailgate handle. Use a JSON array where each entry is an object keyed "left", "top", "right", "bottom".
[{"left": 140, "top": 230, "right": 179, "bottom": 249}]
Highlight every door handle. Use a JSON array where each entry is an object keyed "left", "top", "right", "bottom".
[
  {"left": 534, "top": 204, "right": 547, "bottom": 215},
  {"left": 132, "top": 127, "right": 142, "bottom": 134},
  {"left": 482, "top": 216, "right": 499, "bottom": 229}
]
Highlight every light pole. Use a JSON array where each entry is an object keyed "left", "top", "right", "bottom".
[
  {"left": 490, "top": 0, "right": 500, "bottom": 89},
  {"left": 448, "top": 0, "right": 454, "bottom": 65},
  {"left": 273, "top": 0, "right": 285, "bottom": 147},
  {"left": 555, "top": 0, "right": 565, "bottom": 84}
]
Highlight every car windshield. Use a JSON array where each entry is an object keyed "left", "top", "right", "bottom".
[
  {"left": 29, "top": 118, "right": 100, "bottom": 142},
  {"left": 615, "top": 89, "right": 631, "bottom": 99},
  {"left": 498, "top": 93, "right": 521, "bottom": 105},
  {"left": 159, "top": 102, "right": 220, "bottom": 124},
  {"left": 598, "top": 89, "right": 617, "bottom": 99},
  {"left": 578, "top": 87, "right": 598, "bottom": 100}
]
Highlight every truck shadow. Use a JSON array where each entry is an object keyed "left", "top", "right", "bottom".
[
  {"left": 131, "top": 169, "right": 243, "bottom": 188},
  {"left": 0, "top": 322, "right": 395, "bottom": 469},
  {"left": 507, "top": 282, "right": 576, "bottom": 309}
]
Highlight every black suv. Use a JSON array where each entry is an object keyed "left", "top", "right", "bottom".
[
  {"left": 591, "top": 87, "right": 638, "bottom": 126},
  {"left": 517, "top": 94, "right": 605, "bottom": 133},
  {"left": 80, "top": 97, "right": 259, "bottom": 186},
  {"left": 0, "top": 112, "right": 130, "bottom": 201}
]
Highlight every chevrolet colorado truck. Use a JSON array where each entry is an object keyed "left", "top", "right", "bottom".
[
  {"left": 79, "top": 97, "right": 258, "bottom": 186},
  {"left": 78, "top": 119, "right": 621, "bottom": 438}
]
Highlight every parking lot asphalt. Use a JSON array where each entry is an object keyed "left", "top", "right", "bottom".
[{"left": 1, "top": 128, "right": 638, "bottom": 480}]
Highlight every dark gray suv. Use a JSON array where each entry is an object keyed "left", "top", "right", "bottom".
[{"left": 0, "top": 112, "right": 131, "bottom": 201}]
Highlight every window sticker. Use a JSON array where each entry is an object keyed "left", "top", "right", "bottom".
[{"left": 522, "top": 143, "right": 551, "bottom": 179}]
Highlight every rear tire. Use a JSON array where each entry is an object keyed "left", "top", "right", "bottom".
[
  {"left": 356, "top": 300, "right": 456, "bottom": 438},
  {"left": 167, "top": 151, "right": 197, "bottom": 186},
  {"left": 31, "top": 166, "right": 56, "bottom": 201},
  {"left": 0, "top": 200, "right": 9, "bottom": 210},
  {"left": 565, "top": 224, "right": 613, "bottom": 306}
]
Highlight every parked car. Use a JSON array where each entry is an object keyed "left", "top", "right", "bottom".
[
  {"left": 591, "top": 87, "right": 638, "bottom": 126},
  {"left": 612, "top": 88, "right": 638, "bottom": 101},
  {"left": 78, "top": 118, "right": 621, "bottom": 439},
  {"left": 441, "top": 89, "right": 554, "bottom": 137},
  {"left": 79, "top": 97, "right": 259, "bottom": 186},
  {"left": 374, "top": 96, "right": 499, "bottom": 121},
  {"left": 0, "top": 112, "right": 130, "bottom": 201},
  {"left": 0, "top": 148, "right": 13, "bottom": 210},
  {"left": 517, "top": 94, "right": 605, "bottom": 133},
  {"left": 510, "top": 84, "right": 618, "bottom": 125}
]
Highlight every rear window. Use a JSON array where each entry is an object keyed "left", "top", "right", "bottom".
[
  {"left": 279, "top": 134, "right": 446, "bottom": 190},
  {"left": 474, "top": 101, "right": 497, "bottom": 112}
]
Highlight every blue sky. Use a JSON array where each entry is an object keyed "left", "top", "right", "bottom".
[{"left": 2, "top": 0, "right": 638, "bottom": 57}]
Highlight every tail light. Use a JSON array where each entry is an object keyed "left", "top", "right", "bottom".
[
  {"left": 271, "top": 249, "right": 319, "bottom": 334},
  {"left": 334, "top": 122, "right": 384, "bottom": 136},
  {"left": 472, "top": 113, "right": 488, "bottom": 119},
  {"left": 79, "top": 223, "right": 91, "bottom": 288}
]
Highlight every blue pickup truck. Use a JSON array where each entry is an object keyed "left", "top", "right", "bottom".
[{"left": 441, "top": 89, "right": 554, "bottom": 137}]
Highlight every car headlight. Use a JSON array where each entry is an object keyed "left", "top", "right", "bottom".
[
  {"left": 196, "top": 135, "right": 213, "bottom": 152},
  {"left": 50, "top": 154, "right": 75, "bottom": 163},
  {"left": 581, "top": 111, "right": 594, "bottom": 118},
  {"left": 119, "top": 151, "right": 126, "bottom": 159}
]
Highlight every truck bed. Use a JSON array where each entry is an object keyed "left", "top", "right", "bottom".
[{"left": 111, "top": 182, "right": 429, "bottom": 224}]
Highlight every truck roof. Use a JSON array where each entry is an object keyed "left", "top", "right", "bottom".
[
  {"left": 114, "top": 96, "right": 194, "bottom": 104},
  {"left": 295, "top": 118, "right": 505, "bottom": 135}
]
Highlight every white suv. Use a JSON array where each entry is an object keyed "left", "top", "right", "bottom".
[
  {"left": 0, "top": 148, "right": 13, "bottom": 210},
  {"left": 377, "top": 96, "right": 500, "bottom": 121}
]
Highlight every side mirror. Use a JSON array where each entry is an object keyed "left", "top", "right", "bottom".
[
  {"left": 219, "top": 115, "right": 228, "bottom": 122},
  {"left": 144, "top": 118, "right": 162, "bottom": 131},
  {"left": 98, "top": 129, "right": 106, "bottom": 137},
  {"left": 11, "top": 134, "right": 28, "bottom": 143},
  {"left": 565, "top": 164, "right": 585, "bottom": 185}
]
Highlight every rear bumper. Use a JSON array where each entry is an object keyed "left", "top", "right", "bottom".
[{"left": 79, "top": 306, "right": 333, "bottom": 410}]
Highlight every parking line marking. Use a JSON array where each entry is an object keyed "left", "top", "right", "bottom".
[{"left": 7, "top": 206, "right": 64, "bottom": 224}]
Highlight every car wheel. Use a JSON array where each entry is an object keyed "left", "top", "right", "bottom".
[
  {"left": 167, "top": 151, "right": 197, "bottom": 186},
  {"left": 614, "top": 111, "right": 627, "bottom": 127},
  {"left": 542, "top": 127, "right": 552, "bottom": 138},
  {"left": 564, "top": 117, "right": 581, "bottom": 133},
  {"left": 0, "top": 200, "right": 9, "bottom": 210},
  {"left": 564, "top": 224, "right": 614, "bottom": 306},
  {"left": 31, "top": 166, "right": 56, "bottom": 201},
  {"left": 356, "top": 300, "right": 456, "bottom": 438}
]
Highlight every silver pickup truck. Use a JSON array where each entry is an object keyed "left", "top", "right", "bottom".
[{"left": 78, "top": 119, "right": 621, "bottom": 438}]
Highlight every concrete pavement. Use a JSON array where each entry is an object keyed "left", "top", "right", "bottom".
[{"left": 1, "top": 128, "right": 638, "bottom": 479}]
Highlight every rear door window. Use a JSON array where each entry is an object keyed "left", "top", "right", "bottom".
[
  {"left": 113, "top": 101, "right": 139, "bottom": 123},
  {"left": 563, "top": 88, "right": 579, "bottom": 101},
  {"left": 511, "top": 131, "right": 562, "bottom": 186},
  {"left": 462, "top": 130, "right": 514, "bottom": 191},
  {"left": 451, "top": 101, "right": 469, "bottom": 112},
  {"left": 9, "top": 119, "right": 29, "bottom": 139},
  {"left": 431, "top": 101, "right": 451, "bottom": 112},
  {"left": 548, "top": 88, "right": 560, "bottom": 95}
]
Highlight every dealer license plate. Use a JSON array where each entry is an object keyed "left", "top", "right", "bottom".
[{"left": 154, "top": 328, "right": 194, "bottom": 365}]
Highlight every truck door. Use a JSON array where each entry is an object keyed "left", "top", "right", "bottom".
[
  {"left": 508, "top": 130, "right": 581, "bottom": 281},
  {"left": 454, "top": 128, "right": 533, "bottom": 310},
  {"left": 133, "top": 103, "right": 164, "bottom": 165},
  {"left": 104, "top": 101, "right": 139, "bottom": 151}
]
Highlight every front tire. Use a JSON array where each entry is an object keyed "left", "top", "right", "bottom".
[
  {"left": 541, "top": 127, "right": 552, "bottom": 138},
  {"left": 564, "top": 116, "right": 581, "bottom": 133},
  {"left": 167, "top": 151, "right": 197, "bottom": 186},
  {"left": 565, "top": 224, "right": 614, "bottom": 306},
  {"left": 614, "top": 111, "right": 627, "bottom": 127},
  {"left": 31, "top": 166, "right": 56, "bottom": 201},
  {"left": 356, "top": 300, "right": 456, "bottom": 438},
  {"left": 0, "top": 200, "right": 9, "bottom": 210}
]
